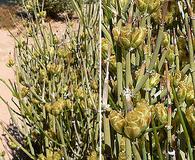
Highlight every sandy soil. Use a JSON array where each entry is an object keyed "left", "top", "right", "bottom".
[
  {"left": 0, "top": 28, "right": 15, "bottom": 160},
  {"left": 0, "top": 9, "right": 23, "bottom": 160}
]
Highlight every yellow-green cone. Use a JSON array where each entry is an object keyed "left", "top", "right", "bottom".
[
  {"left": 37, "top": 149, "right": 62, "bottom": 160},
  {"left": 136, "top": 0, "right": 161, "bottom": 14},
  {"left": 162, "top": 32, "right": 170, "bottom": 47},
  {"left": 131, "top": 27, "right": 147, "bottom": 49},
  {"left": 109, "top": 110, "right": 125, "bottom": 134},
  {"left": 152, "top": 103, "right": 167, "bottom": 125},
  {"left": 20, "top": 86, "right": 29, "bottom": 98},
  {"left": 118, "top": 24, "right": 132, "bottom": 49},
  {"left": 135, "top": 99, "right": 148, "bottom": 108},
  {"left": 7, "top": 57, "right": 15, "bottom": 67},
  {"left": 102, "top": 38, "right": 111, "bottom": 54},
  {"left": 37, "top": 154, "right": 46, "bottom": 160},
  {"left": 87, "top": 151, "right": 98, "bottom": 160},
  {"left": 51, "top": 99, "right": 66, "bottom": 115},
  {"left": 173, "top": 71, "right": 182, "bottom": 87},
  {"left": 185, "top": 105, "right": 195, "bottom": 141},
  {"left": 165, "top": 45, "right": 175, "bottom": 65},
  {"left": 148, "top": 0, "right": 161, "bottom": 13},
  {"left": 124, "top": 100, "right": 151, "bottom": 139},
  {"left": 177, "top": 81, "right": 187, "bottom": 104},
  {"left": 118, "top": 137, "right": 126, "bottom": 160},
  {"left": 186, "top": 84, "right": 195, "bottom": 106},
  {"left": 120, "top": 0, "right": 129, "bottom": 11},
  {"left": 45, "top": 99, "right": 67, "bottom": 115},
  {"left": 112, "top": 26, "right": 121, "bottom": 42},
  {"left": 136, "top": 0, "right": 148, "bottom": 13},
  {"left": 149, "top": 72, "right": 160, "bottom": 89}
]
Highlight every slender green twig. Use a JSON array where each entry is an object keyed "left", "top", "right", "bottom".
[
  {"left": 103, "top": 48, "right": 112, "bottom": 158},
  {"left": 171, "top": 81, "right": 193, "bottom": 160},
  {"left": 165, "top": 61, "right": 173, "bottom": 159},
  {"left": 0, "top": 123, "right": 35, "bottom": 160},
  {"left": 125, "top": 48, "right": 133, "bottom": 159},
  {"left": 141, "top": 135, "right": 147, "bottom": 160},
  {"left": 185, "top": 13, "right": 195, "bottom": 96},
  {"left": 133, "top": 25, "right": 164, "bottom": 94},
  {"left": 152, "top": 118, "right": 163, "bottom": 160}
]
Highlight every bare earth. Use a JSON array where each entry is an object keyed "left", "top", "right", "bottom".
[
  {"left": 0, "top": 28, "right": 15, "bottom": 160},
  {"left": 0, "top": 29, "right": 15, "bottom": 124}
]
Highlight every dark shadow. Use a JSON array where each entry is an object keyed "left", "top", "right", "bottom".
[
  {"left": 0, "top": 1, "right": 78, "bottom": 24},
  {"left": 2, "top": 123, "right": 31, "bottom": 160},
  {"left": 0, "top": 3, "right": 21, "bottom": 29},
  {"left": 104, "top": 144, "right": 113, "bottom": 160},
  {"left": 0, "top": 0, "right": 18, "bottom": 5},
  {"left": 15, "top": 8, "right": 78, "bottom": 23}
]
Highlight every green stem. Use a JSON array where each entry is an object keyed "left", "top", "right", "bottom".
[
  {"left": 56, "top": 119, "right": 68, "bottom": 157},
  {"left": 125, "top": 49, "right": 132, "bottom": 160},
  {"left": 158, "top": 49, "right": 167, "bottom": 72},
  {"left": 146, "top": 124, "right": 164, "bottom": 132},
  {"left": 141, "top": 135, "right": 147, "bottom": 160},
  {"left": 125, "top": 139, "right": 132, "bottom": 160},
  {"left": 115, "top": 46, "right": 123, "bottom": 157},
  {"left": 173, "top": 29, "right": 180, "bottom": 71},
  {"left": 135, "top": 50, "right": 140, "bottom": 66},
  {"left": 103, "top": 115, "right": 112, "bottom": 157},
  {"left": 171, "top": 82, "right": 193, "bottom": 160},
  {"left": 165, "top": 62, "right": 172, "bottom": 157},
  {"left": 0, "top": 123, "right": 35, "bottom": 160},
  {"left": 116, "top": 46, "right": 123, "bottom": 107},
  {"left": 132, "top": 143, "right": 141, "bottom": 160},
  {"left": 186, "top": 0, "right": 195, "bottom": 36},
  {"left": 133, "top": 25, "right": 164, "bottom": 94},
  {"left": 192, "top": 17, "right": 195, "bottom": 36},
  {"left": 151, "top": 89, "right": 167, "bottom": 104},
  {"left": 152, "top": 118, "right": 163, "bottom": 160},
  {"left": 126, "top": 50, "right": 133, "bottom": 87},
  {"left": 103, "top": 50, "right": 111, "bottom": 158},
  {"left": 185, "top": 14, "right": 195, "bottom": 96}
]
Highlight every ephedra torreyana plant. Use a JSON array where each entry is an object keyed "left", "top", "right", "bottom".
[
  {"left": 102, "top": 0, "right": 195, "bottom": 159},
  {"left": 0, "top": 0, "right": 100, "bottom": 159}
]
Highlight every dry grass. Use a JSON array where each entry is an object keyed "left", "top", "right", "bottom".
[{"left": 0, "top": 4, "right": 20, "bottom": 29}]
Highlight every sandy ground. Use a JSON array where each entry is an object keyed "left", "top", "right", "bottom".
[
  {"left": 0, "top": 30, "right": 15, "bottom": 123},
  {"left": 0, "top": 20, "right": 76, "bottom": 159},
  {"left": 0, "top": 28, "right": 15, "bottom": 160}
]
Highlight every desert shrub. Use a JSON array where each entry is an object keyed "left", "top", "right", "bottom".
[
  {"left": 21, "top": 0, "right": 73, "bottom": 17},
  {"left": 102, "top": 0, "right": 195, "bottom": 159},
  {"left": 0, "top": 0, "right": 100, "bottom": 159}
]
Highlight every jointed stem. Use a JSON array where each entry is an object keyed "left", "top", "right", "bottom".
[
  {"left": 125, "top": 49, "right": 133, "bottom": 160},
  {"left": 171, "top": 82, "right": 193, "bottom": 160},
  {"left": 165, "top": 62, "right": 173, "bottom": 157},
  {"left": 133, "top": 25, "right": 164, "bottom": 95},
  {"left": 152, "top": 118, "right": 163, "bottom": 160}
]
